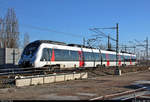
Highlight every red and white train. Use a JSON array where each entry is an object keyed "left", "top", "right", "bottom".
[{"left": 19, "top": 40, "right": 137, "bottom": 68}]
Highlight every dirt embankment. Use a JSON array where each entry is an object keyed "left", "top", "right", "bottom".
[{"left": 0, "top": 67, "right": 149, "bottom": 100}]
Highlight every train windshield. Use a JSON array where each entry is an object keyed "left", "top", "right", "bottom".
[{"left": 22, "top": 42, "right": 40, "bottom": 57}]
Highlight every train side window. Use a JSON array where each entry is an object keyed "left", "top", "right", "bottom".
[
  {"left": 124, "top": 55, "right": 130, "bottom": 61},
  {"left": 63, "top": 50, "right": 70, "bottom": 61},
  {"left": 109, "top": 54, "right": 112, "bottom": 61},
  {"left": 89, "top": 52, "right": 93, "bottom": 61},
  {"left": 67, "top": 50, "right": 71, "bottom": 60},
  {"left": 128, "top": 56, "right": 131, "bottom": 61},
  {"left": 131, "top": 56, "right": 133, "bottom": 61},
  {"left": 132, "top": 56, "right": 136, "bottom": 62},
  {"left": 84, "top": 52, "right": 91, "bottom": 61},
  {"left": 83, "top": 52, "right": 95, "bottom": 61},
  {"left": 61, "top": 50, "right": 65, "bottom": 60},
  {"left": 108, "top": 54, "right": 111, "bottom": 61},
  {"left": 68, "top": 50, "right": 72, "bottom": 60},
  {"left": 113, "top": 54, "right": 116, "bottom": 61},
  {"left": 84, "top": 52, "right": 88, "bottom": 61},
  {"left": 101, "top": 53, "right": 106, "bottom": 61},
  {"left": 83, "top": 52, "right": 87, "bottom": 61},
  {"left": 69, "top": 50, "right": 71, "bottom": 56},
  {"left": 91, "top": 52, "right": 95, "bottom": 61},
  {"left": 109, "top": 54, "right": 115, "bottom": 61},
  {"left": 94, "top": 53, "right": 97, "bottom": 61},
  {"left": 93, "top": 53, "right": 96, "bottom": 61},
  {"left": 124, "top": 56, "right": 126, "bottom": 61},
  {"left": 40, "top": 48, "right": 51, "bottom": 61},
  {"left": 94, "top": 53, "right": 100, "bottom": 61},
  {"left": 54, "top": 49, "right": 70, "bottom": 61},
  {"left": 55, "top": 49, "right": 62, "bottom": 61},
  {"left": 71, "top": 51, "right": 78, "bottom": 61},
  {"left": 121, "top": 55, "right": 124, "bottom": 61}
]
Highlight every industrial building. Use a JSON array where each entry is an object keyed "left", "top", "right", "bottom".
[{"left": 0, "top": 48, "right": 23, "bottom": 68}]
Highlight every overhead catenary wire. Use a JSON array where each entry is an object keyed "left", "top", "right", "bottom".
[
  {"left": 89, "top": 28, "right": 116, "bottom": 41},
  {"left": 20, "top": 23, "right": 84, "bottom": 38},
  {"left": 0, "top": 6, "right": 85, "bottom": 39}
]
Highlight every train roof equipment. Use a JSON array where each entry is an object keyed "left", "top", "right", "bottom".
[
  {"left": 33, "top": 40, "right": 67, "bottom": 45},
  {"left": 67, "top": 44, "right": 94, "bottom": 49}
]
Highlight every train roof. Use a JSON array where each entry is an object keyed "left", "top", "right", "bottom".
[
  {"left": 29, "top": 40, "right": 136, "bottom": 55},
  {"left": 31, "top": 40, "right": 67, "bottom": 46},
  {"left": 31, "top": 40, "right": 95, "bottom": 49}
]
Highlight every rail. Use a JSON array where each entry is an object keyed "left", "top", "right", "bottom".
[{"left": 90, "top": 87, "right": 147, "bottom": 100}]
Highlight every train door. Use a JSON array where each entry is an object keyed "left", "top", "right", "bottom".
[
  {"left": 130, "top": 55, "right": 132, "bottom": 65},
  {"left": 91, "top": 49, "right": 95, "bottom": 67},
  {"left": 99, "top": 49, "right": 102, "bottom": 66},
  {"left": 118, "top": 54, "right": 121, "bottom": 66},
  {"left": 49, "top": 48, "right": 54, "bottom": 66},
  {"left": 106, "top": 53, "right": 110, "bottom": 66},
  {"left": 122, "top": 53, "right": 125, "bottom": 66},
  {"left": 40, "top": 48, "right": 53, "bottom": 67},
  {"left": 78, "top": 51, "right": 84, "bottom": 67},
  {"left": 101, "top": 53, "right": 106, "bottom": 67}
]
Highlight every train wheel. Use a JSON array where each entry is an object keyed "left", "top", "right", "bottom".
[
  {"left": 103, "top": 64, "right": 106, "bottom": 68},
  {"left": 122, "top": 64, "right": 125, "bottom": 67},
  {"left": 51, "top": 65, "right": 60, "bottom": 72},
  {"left": 54, "top": 68, "right": 60, "bottom": 72},
  {"left": 96, "top": 64, "right": 101, "bottom": 68}
]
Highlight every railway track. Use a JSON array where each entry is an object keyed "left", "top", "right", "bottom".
[
  {"left": 0, "top": 66, "right": 85, "bottom": 77},
  {"left": 0, "top": 65, "right": 148, "bottom": 89},
  {"left": 0, "top": 66, "right": 91, "bottom": 88},
  {"left": 0, "top": 65, "right": 148, "bottom": 77},
  {"left": 90, "top": 87, "right": 148, "bottom": 100}
]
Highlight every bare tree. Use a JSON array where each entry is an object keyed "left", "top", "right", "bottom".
[
  {"left": 0, "top": 17, "right": 2, "bottom": 48},
  {"left": 2, "top": 8, "right": 19, "bottom": 48},
  {"left": 0, "top": 17, "right": 5, "bottom": 48},
  {"left": 23, "top": 32, "right": 30, "bottom": 48}
]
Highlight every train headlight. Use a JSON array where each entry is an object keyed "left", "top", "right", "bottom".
[{"left": 31, "top": 63, "right": 34, "bottom": 67}]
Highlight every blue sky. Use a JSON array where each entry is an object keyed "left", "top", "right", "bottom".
[{"left": 0, "top": 0, "right": 150, "bottom": 47}]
